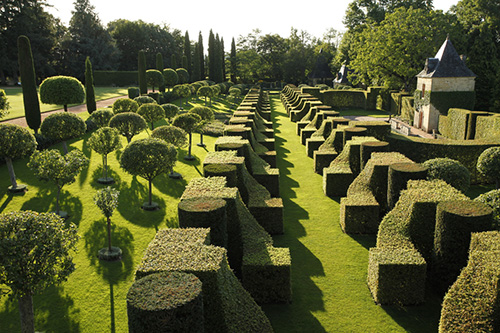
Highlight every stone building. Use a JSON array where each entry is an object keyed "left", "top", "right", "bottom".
[{"left": 414, "top": 37, "right": 476, "bottom": 133}]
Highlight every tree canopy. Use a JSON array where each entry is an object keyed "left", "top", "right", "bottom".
[
  {"left": 39, "top": 76, "right": 85, "bottom": 111},
  {"left": 109, "top": 112, "right": 147, "bottom": 143}
]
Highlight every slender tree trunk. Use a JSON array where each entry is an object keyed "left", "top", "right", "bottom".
[
  {"left": 148, "top": 179, "right": 153, "bottom": 206},
  {"left": 200, "top": 133, "right": 204, "bottom": 146},
  {"left": 5, "top": 157, "right": 17, "bottom": 188},
  {"left": 151, "top": 122, "right": 155, "bottom": 130},
  {"left": 127, "top": 136, "right": 132, "bottom": 144},
  {"left": 103, "top": 155, "right": 107, "bottom": 179},
  {"left": 64, "top": 104, "right": 68, "bottom": 112},
  {"left": 19, "top": 294, "right": 34, "bottom": 333},
  {"left": 188, "top": 133, "right": 192, "bottom": 158},
  {"left": 56, "top": 187, "right": 61, "bottom": 215},
  {"left": 107, "top": 217, "right": 112, "bottom": 251},
  {"left": 62, "top": 141, "right": 68, "bottom": 155}
]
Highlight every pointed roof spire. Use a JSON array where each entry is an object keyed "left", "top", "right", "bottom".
[{"left": 417, "top": 37, "right": 476, "bottom": 78}]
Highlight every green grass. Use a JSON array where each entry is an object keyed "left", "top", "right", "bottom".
[
  {"left": 261, "top": 94, "right": 442, "bottom": 332},
  {"left": 0, "top": 100, "right": 216, "bottom": 332},
  {"left": 1, "top": 86, "right": 128, "bottom": 120}
]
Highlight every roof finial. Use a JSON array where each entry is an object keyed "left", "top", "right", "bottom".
[{"left": 446, "top": 33, "right": 450, "bottom": 40}]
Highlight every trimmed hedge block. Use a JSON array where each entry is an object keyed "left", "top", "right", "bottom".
[
  {"left": 314, "top": 149, "right": 338, "bottom": 174},
  {"left": 127, "top": 272, "right": 204, "bottom": 333},
  {"left": 360, "top": 141, "right": 389, "bottom": 170},
  {"left": 351, "top": 121, "right": 391, "bottom": 141},
  {"left": 203, "top": 164, "right": 238, "bottom": 187},
  {"left": 387, "top": 162, "right": 427, "bottom": 210},
  {"left": 367, "top": 248, "right": 426, "bottom": 305},
  {"left": 340, "top": 194, "right": 379, "bottom": 234}
]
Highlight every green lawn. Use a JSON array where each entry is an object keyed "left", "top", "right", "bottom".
[
  {"left": 1, "top": 86, "right": 128, "bottom": 120},
  {"left": 261, "top": 94, "right": 442, "bottom": 332},
  {"left": 0, "top": 103, "right": 216, "bottom": 332}
]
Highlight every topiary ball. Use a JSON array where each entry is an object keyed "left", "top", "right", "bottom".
[
  {"left": 423, "top": 158, "right": 470, "bottom": 193},
  {"left": 474, "top": 189, "right": 500, "bottom": 229}
]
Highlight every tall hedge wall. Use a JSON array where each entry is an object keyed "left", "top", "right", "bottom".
[
  {"left": 475, "top": 115, "right": 500, "bottom": 141},
  {"left": 94, "top": 71, "right": 138, "bottom": 86},
  {"left": 319, "top": 90, "right": 367, "bottom": 109},
  {"left": 401, "top": 96, "right": 415, "bottom": 124}
]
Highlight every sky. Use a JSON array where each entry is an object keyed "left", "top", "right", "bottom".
[{"left": 45, "top": 0, "right": 459, "bottom": 46}]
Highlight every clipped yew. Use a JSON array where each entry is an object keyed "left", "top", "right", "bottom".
[
  {"left": 119, "top": 138, "right": 177, "bottom": 210},
  {"left": 88, "top": 127, "right": 122, "bottom": 184},
  {"left": 172, "top": 113, "right": 202, "bottom": 160},
  {"left": 146, "top": 69, "right": 164, "bottom": 92},
  {"left": 85, "top": 56, "right": 96, "bottom": 114},
  {"left": 176, "top": 68, "right": 189, "bottom": 84},
  {"left": 152, "top": 125, "right": 187, "bottom": 178},
  {"left": 163, "top": 68, "right": 178, "bottom": 91},
  {"left": 197, "top": 86, "right": 213, "bottom": 106},
  {"left": 190, "top": 106, "right": 214, "bottom": 147},
  {"left": 138, "top": 50, "right": 147, "bottom": 95},
  {"left": 0, "top": 88, "right": 9, "bottom": 118},
  {"left": 0, "top": 210, "right": 78, "bottom": 333},
  {"left": 477, "top": 147, "right": 500, "bottom": 188},
  {"left": 0, "top": 123, "right": 36, "bottom": 192},
  {"left": 109, "top": 112, "right": 147, "bottom": 143},
  {"left": 17, "top": 35, "right": 40, "bottom": 132},
  {"left": 173, "top": 84, "right": 191, "bottom": 108},
  {"left": 28, "top": 149, "right": 89, "bottom": 218},
  {"left": 112, "top": 98, "right": 139, "bottom": 114},
  {"left": 137, "top": 103, "right": 165, "bottom": 130},
  {"left": 89, "top": 108, "right": 114, "bottom": 128},
  {"left": 40, "top": 112, "right": 86, "bottom": 154},
  {"left": 39, "top": 76, "right": 85, "bottom": 111},
  {"left": 161, "top": 103, "right": 180, "bottom": 123},
  {"left": 133, "top": 95, "right": 157, "bottom": 106},
  {"left": 94, "top": 186, "right": 122, "bottom": 261},
  {"left": 423, "top": 158, "right": 470, "bottom": 193}
]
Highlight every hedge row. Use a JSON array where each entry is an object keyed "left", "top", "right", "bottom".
[
  {"left": 401, "top": 96, "right": 415, "bottom": 124},
  {"left": 181, "top": 177, "right": 291, "bottom": 304},
  {"left": 475, "top": 114, "right": 500, "bottom": 141},
  {"left": 134, "top": 228, "right": 273, "bottom": 332},
  {"left": 94, "top": 70, "right": 138, "bottom": 86},
  {"left": 439, "top": 231, "right": 500, "bottom": 332},
  {"left": 368, "top": 180, "right": 468, "bottom": 305}
]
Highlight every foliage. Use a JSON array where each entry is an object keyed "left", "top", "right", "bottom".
[
  {"left": 112, "top": 98, "right": 139, "bottom": 114},
  {"left": 128, "top": 87, "right": 140, "bottom": 99},
  {"left": 160, "top": 103, "right": 180, "bottom": 120},
  {"left": 156, "top": 53, "right": 165, "bottom": 92},
  {"left": 230, "top": 37, "right": 237, "bottom": 82},
  {"left": 423, "top": 157, "right": 471, "bottom": 192},
  {"left": 176, "top": 68, "right": 189, "bottom": 84},
  {"left": 197, "top": 85, "right": 213, "bottom": 105},
  {"left": 152, "top": 125, "right": 188, "bottom": 148},
  {"left": 138, "top": 50, "right": 147, "bottom": 95},
  {"left": 172, "top": 84, "right": 191, "bottom": 107},
  {"left": 17, "top": 35, "right": 40, "bottom": 133},
  {"left": 88, "top": 127, "right": 122, "bottom": 156},
  {"left": 172, "top": 113, "right": 202, "bottom": 134},
  {"left": 0, "top": 210, "right": 78, "bottom": 297},
  {"left": 477, "top": 147, "right": 500, "bottom": 187},
  {"left": 89, "top": 108, "right": 113, "bottom": 128},
  {"left": 0, "top": 123, "right": 36, "bottom": 159},
  {"left": 39, "top": 76, "right": 86, "bottom": 111},
  {"left": 163, "top": 68, "right": 178, "bottom": 88},
  {"left": 40, "top": 112, "right": 86, "bottom": 142},
  {"left": 146, "top": 69, "right": 164, "bottom": 92},
  {"left": 109, "top": 112, "right": 147, "bottom": 143},
  {"left": 92, "top": 71, "right": 138, "bottom": 87},
  {"left": 0, "top": 89, "right": 9, "bottom": 118},
  {"left": 84, "top": 56, "right": 97, "bottom": 114},
  {"left": 190, "top": 106, "right": 214, "bottom": 122},
  {"left": 133, "top": 95, "right": 156, "bottom": 106},
  {"left": 94, "top": 186, "right": 120, "bottom": 219},
  {"left": 137, "top": 103, "right": 165, "bottom": 129},
  {"left": 475, "top": 189, "right": 500, "bottom": 228}
]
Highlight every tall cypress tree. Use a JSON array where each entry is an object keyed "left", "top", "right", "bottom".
[
  {"left": 230, "top": 37, "right": 237, "bottom": 83},
  {"left": 17, "top": 35, "right": 41, "bottom": 134},
  {"left": 184, "top": 31, "right": 192, "bottom": 74},
  {"left": 221, "top": 37, "right": 226, "bottom": 82},
  {"left": 138, "top": 50, "right": 147, "bottom": 95},
  {"left": 193, "top": 42, "right": 201, "bottom": 81},
  {"left": 171, "top": 53, "right": 177, "bottom": 69},
  {"left": 182, "top": 55, "right": 188, "bottom": 71},
  {"left": 156, "top": 53, "right": 165, "bottom": 92},
  {"left": 208, "top": 30, "right": 216, "bottom": 81},
  {"left": 85, "top": 56, "right": 96, "bottom": 114},
  {"left": 198, "top": 32, "right": 205, "bottom": 80}
]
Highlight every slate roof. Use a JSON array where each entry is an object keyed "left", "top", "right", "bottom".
[
  {"left": 334, "top": 64, "right": 353, "bottom": 84},
  {"left": 417, "top": 37, "right": 476, "bottom": 78}
]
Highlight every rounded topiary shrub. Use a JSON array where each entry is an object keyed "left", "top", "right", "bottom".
[
  {"left": 161, "top": 103, "right": 180, "bottom": 120},
  {"left": 128, "top": 87, "right": 140, "bottom": 99},
  {"left": 39, "top": 76, "right": 85, "bottom": 111},
  {"left": 477, "top": 147, "right": 500, "bottom": 188},
  {"left": 113, "top": 98, "right": 139, "bottom": 114},
  {"left": 127, "top": 272, "right": 204, "bottom": 333},
  {"left": 137, "top": 103, "right": 164, "bottom": 130},
  {"left": 133, "top": 95, "right": 157, "bottom": 106},
  {"left": 89, "top": 108, "right": 114, "bottom": 128},
  {"left": 423, "top": 158, "right": 470, "bottom": 193},
  {"left": 40, "top": 112, "right": 86, "bottom": 142},
  {"left": 474, "top": 189, "right": 500, "bottom": 228},
  {"left": 178, "top": 197, "right": 228, "bottom": 247}
]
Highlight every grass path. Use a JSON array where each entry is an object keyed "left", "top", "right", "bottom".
[{"left": 262, "top": 94, "right": 441, "bottom": 332}]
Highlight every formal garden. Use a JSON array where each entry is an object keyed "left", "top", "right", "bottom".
[{"left": 2, "top": 0, "right": 500, "bottom": 332}]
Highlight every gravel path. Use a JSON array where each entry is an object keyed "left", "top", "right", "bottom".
[{"left": 1, "top": 95, "right": 126, "bottom": 127}]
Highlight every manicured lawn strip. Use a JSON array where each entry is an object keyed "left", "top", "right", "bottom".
[
  {"left": 2, "top": 87, "right": 128, "bottom": 120},
  {"left": 261, "top": 93, "right": 441, "bottom": 332},
  {"left": 0, "top": 102, "right": 215, "bottom": 332}
]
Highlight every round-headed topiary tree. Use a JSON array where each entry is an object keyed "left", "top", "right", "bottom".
[
  {"left": 474, "top": 189, "right": 500, "bottom": 228},
  {"left": 133, "top": 95, "right": 157, "bottom": 107},
  {"left": 88, "top": 127, "right": 122, "bottom": 184},
  {"left": 197, "top": 86, "right": 213, "bottom": 106},
  {"left": 109, "top": 112, "right": 147, "bottom": 143},
  {"left": 137, "top": 103, "right": 165, "bottom": 130},
  {"left": 0, "top": 124, "right": 36, "bottom": 192},
  {"left": 189, "top": 106, "right": 214, "bottom": 147},
  {"left": 163, "top": 68, "right": 178, "bottom": 91},
  {"left": 39, "top": 76, "right": 85, "bottom": 112},
  {"left": 477, "top": 147, "right": 500, "bottom": 188},
  {"left": 40, "top": 112, "right": 86, "bottom": 154},
  {"left": 28, "top": 149, "right": 89, "bottom": 218},
  {"left": 94, "top": 186, "right": 122, "bottom": 260},
  {"left": 176, "top": 68, "right": 189, "bottom": 84},
  {"left": 172, "top": 112, "right": 202, "bottom": 160},
  {"left": 0, "top": 210, "right": 78, "bottom": 333},
  {"left": 146, "top": 69, "right": 164, "bottom": 93},
  {"left": 113, "top": 98, "right": 139, "bottom": 114},
  {"left": 229, "top": 87, "right": 241, "bottom": 104},
  {"left": 89, "top": 108, "right": 114, "bottom": 128},
  {"left": 119, "top": 138, "right": 177, "bottom": 210},
  {"left": 0, "top": 88, "right": 10, "bottom": 119},
  {"left": 172, "top": 84, "right": 191, "bottom": 108},
  {"left": 423, "top": 158, "right": 471, "bottom": 193},
  {"left": 161, "top": 103, "right": 180, "bottom": 123},
  {"left": 152, "top": 125, "right": 188, "bottom": 178}
]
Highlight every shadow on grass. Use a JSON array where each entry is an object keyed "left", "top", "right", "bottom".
[
  {"left": 153, "top": 173, "right": 187, "bottom": 200},
  {"left": 116, "top": 176, "right": 166, "bottom": 228},
  {"left": 0, "top": 190, "right": 25, "bottom": 213},
  {"left": 177, "top": 148, "right": 201, "bottom": 166},
  {"left": 78, "top": 133, "right": 92, "bottom": 186},
  {"left": 349, "top": 234, "right": 377, "bottom": 250},
  {"left": 89, "top": 166, "right": 122, "bottom": 189}
]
